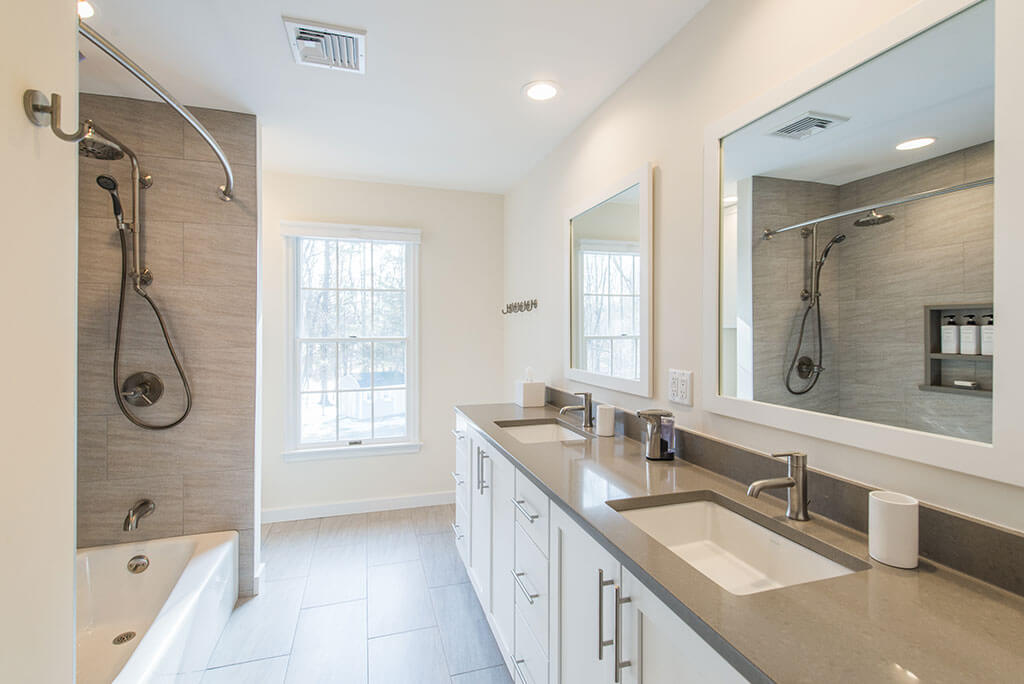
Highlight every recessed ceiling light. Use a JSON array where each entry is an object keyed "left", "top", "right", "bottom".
[
  {"left": 77, "top": 1, "right": 95, "bottom": 18},
  {"left": 896, "top": 137, "right": 935, "bottom": 151},
  {"left": 523, "top": 81, "right": 559, "bottom": 102},
  {"left": 722, "top": 195, "right": 738, "bottom": 205}
]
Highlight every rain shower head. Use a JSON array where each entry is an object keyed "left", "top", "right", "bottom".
[
  {"left": 78, "top": 123, "right": 125, "bottom": 160},
  {"left": 854, "top": 209, "right": 894, "bottom": 227}
]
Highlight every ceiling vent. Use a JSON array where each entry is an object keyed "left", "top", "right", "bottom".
[
  {"left": 770, "top": 112, "right": 849, "bottom": 140},
  {"left": 283, "top": 18, "right": 366, "bottom": 73}
]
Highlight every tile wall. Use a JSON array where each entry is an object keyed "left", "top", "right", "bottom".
[{"left": 77, "top": 94, "right": 258, "bottom": 593}]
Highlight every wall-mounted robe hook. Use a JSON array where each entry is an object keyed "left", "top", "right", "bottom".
[
  {"left": 23, "top": 90, "right": 89, "bottom": 142},
  {"left": 502, "top": 298, "right": 539, "bottom": 315}
]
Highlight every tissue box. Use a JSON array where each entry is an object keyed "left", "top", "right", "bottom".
[{"left": 516, "top": 381, "right": 546, "bottom": 408}]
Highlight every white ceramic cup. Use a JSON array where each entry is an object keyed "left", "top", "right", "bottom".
[
  {"left": 868, "top": 491, "right": 919, "bottom": 569},
  {"left": 595, "top": 404, "right": 616, "bottom": 437}
]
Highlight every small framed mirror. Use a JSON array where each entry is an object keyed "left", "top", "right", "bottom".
[{"left": 566, "top": 164, "right": 653, "bottom": 396}]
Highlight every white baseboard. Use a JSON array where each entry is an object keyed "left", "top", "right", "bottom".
[{"left": 262, "top": 490, "right": 456, "bottom": 523}]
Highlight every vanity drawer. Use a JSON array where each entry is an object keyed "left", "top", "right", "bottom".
[
  {"left": 514, "top": 470, "right": 550, "bottom": 556},
  {"left": 513, "top": 605, "right": 548, "bottom": 684},
  {"left": 513, "top": 522, "right": 549, "bottom": 653}
]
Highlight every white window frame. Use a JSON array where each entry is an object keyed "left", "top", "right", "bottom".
[{"left": 282, "top": 221, "right": 421, "bottom": 461}]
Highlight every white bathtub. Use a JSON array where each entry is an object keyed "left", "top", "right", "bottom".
[{"left": 76, "top": 530, "right": 238, "bottom": 683}]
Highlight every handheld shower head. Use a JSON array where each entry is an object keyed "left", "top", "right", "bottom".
[
  {"left": 96, "top": 175, "right": 124, "bottom": 223},
  {"left": 818, "top": 233, "right": 846, "bottom": 264}
]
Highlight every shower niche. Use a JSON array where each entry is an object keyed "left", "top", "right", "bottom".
[
  {"left": 921, "top": 304, "right": 993, "bottom": 397},
  {"left": 714, "top": 0, "right": 994, "bottom": 444}
]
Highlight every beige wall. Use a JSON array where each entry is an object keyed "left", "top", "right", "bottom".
[
  {"left": 1, "top": 1, "right": 77, "bottom": 679},
  {"left": 261, "top": 172, "right": 504, "bottom": 516},
  {"left": 503, "top": 0, "right": 1024, "bottom": 530},
  {"left": 77, "top": 94, "right": 259, "bottom": 593}
]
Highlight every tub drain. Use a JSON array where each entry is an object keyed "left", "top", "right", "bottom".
[{"left": 112, "top": 631, "right": 136, "bottom": 645}]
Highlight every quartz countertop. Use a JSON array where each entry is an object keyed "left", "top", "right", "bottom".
[{"left": 457, "top": 403, "right": 1024, "bottom": 684}]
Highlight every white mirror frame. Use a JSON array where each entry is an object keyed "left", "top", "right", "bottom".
[
  {"left": 701, "top": 0, "right": 1024, "bottom": 488},
  {"left": 565, "top": 163, "right": 653, "bottom": 397}
]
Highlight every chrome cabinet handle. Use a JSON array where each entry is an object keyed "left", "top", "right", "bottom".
[
  {"left": 450, "top": 522, "right": 464, "bottom": 540},
  {"left": 511, "top": 570, "right": 539, "bottom": 604},
  {"left": 614, "top": 584, "right": 632, "bottom": 683},
  {"left": 451, "top": 471, "right": 464, "bottom": 486},
  {"left": 451, "top": 428, "right": 465, "bottom": 440},
  {"left": 597, "top": 568, "right": 614, "bottom": 660},
  {"left": 511, "top": 498, "right": 539, "bottom": 522},
  {"left": 478, "top": 449, "right": 490, "bottom": 493},
  {"left": 512, "top": 657, "right": 529, "bottom": 683}
]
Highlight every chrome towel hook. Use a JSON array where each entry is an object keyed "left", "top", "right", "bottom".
[
  {"left": 502, "top": 299, "right": 538, "bottom": 315},
  {"left": 24, "top": 90, "right": 89, "bottom": 142}
]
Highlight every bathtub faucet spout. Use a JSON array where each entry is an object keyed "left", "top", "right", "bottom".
[{"left": 124, "top": 499, "right": 156, "bottom": 531}]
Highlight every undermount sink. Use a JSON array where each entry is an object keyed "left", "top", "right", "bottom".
[
  {"left": 495, "top": 419, "right": 590, "bottom": 444},
  {"left": 609, "top": 491, "right": 869, "bottom": 595}
]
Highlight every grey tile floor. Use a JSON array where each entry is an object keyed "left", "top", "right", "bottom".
[{"left": 201, "top": 505, "right": 513, "bottom": 684}]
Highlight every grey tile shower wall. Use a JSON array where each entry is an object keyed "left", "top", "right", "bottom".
[
  {"left": 77, "top": 94, "right": 258, "bottom": 594},
  {"left": 545, "top": 388, "right": 1024, "bottom": 597},
  {"left": 836, "top": 142, "right": 993, "bottom": 441},
  {"left": 750, "top": 177, "right": 841, "bottom": 413}
]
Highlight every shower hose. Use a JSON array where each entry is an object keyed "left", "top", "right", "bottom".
[
  {"left": 784, "top": 296, "right": 823, "bottom": 395},
  {"left": 113, "top": 229, "right": 192, "bottom": 429}
]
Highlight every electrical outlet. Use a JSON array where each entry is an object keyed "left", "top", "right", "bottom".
[{"left": 669, "top": 369, "right": 693, "bottom": 406}]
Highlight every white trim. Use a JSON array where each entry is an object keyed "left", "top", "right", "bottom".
[
  {"left": 565, "top": 163, "right": 654, "bottom": 397},
  {"left": 282, "top": 441, "right": 422, "bottom": 462},
  {"left": 283, "top": 223, "right": 421, "bottom": 454},
  {"left": 262, "top": 491, "right": 455, "bottom": 523},
  {"left": 281, "top": 220, "right": 422, "bottom": 243},
  {"left": 701, "top": 0, "right": 1024, "bottom": 487}
]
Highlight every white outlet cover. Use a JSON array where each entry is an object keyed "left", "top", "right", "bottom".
[{"left": 669, "top": 369, "right": 693, "bottom": 406}]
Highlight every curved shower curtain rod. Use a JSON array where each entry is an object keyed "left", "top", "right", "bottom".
[{"left": 78, "top": 20, "right": 235, "bottom": 202}]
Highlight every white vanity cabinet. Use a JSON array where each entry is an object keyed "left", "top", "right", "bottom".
[
  {"left": 452, "top": 418, "right": 470, "bottom": 563},
  {"left": 490, "top": 448, "right": 517, "bottom": 659},
  {"left": 468, "top": 429, "right": 493, "bottom": 609}
]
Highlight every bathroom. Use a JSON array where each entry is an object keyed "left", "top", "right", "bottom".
[{"left": 4, "top": 0, "right": 1024, "bottom": 682}]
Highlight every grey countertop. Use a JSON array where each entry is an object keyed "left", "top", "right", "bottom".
[{"left": 457, "top": 403, "right": 1024, "bottom": 684}]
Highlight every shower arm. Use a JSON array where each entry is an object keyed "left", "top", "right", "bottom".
[
  {"left": 78, "top": 20, "right": 235, "bottom": 202},
  {"left": 762, "top": 176, "right": 994, "bottom": 240}
]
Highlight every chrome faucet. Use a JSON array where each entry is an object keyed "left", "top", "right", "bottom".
[
  {"left": 746, "top": 452, "right": 810, "bottom": 521},
  {"left": 559, "top": 392, "right": 594, "bottom": 428},
  {"left": 636, "top": 409, "right": 675, "bottom": 461},
  {"left": 123, "top": 499, "right": 156, "bottom": 531}
]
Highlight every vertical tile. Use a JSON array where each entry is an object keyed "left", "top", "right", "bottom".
[
  {"left": 367, "top": 560, "right": 436, "bottom": 637},
  {"left": 302, "top": 544, "right": 368, "bottom": 608},
  {"left": 366, "top": 509, "right": 420, "bottom": 566},
  {"left": 207, "top": 577, "right": 305, "bottom": 668},
  {"left": 201, "top": 656, "right": 289, "bottom": 684},
  {"left": 77, "top": 415, "right": 107, "bottom": 484},
  {"left": 317, "top": 513, "right": 368, "bottom": 548},
  {"left": 285, "top": 601, "right": 368, "bottom": 684},
  {"left": 368, "top": 628, "right": 449, "bottom": 684},
  {"left": 262, "top": 520, "right": 318, "bottom": 581},
  {"left": 418, "top": 532, "right": 469, "bottom": 588},
  {"left": 183, "top": 469, "right": 255, "bottom": 533},
  {"left": 77, "top": 474, "right": 183, "bottom": 547},
  {"left": 185, "top": 107, "right": 258, "bottom": 167},
  {"left": 184, "top": 222, "right": 258, "bottom": 287},
  {"left": 430, "top": 583, "right": 503, "bottom": 675}
]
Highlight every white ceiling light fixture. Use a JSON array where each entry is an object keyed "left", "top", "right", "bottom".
[
  {"left": 77, "top": 1, "right": 95, "bottom": 18},
  {"left": 523, "top": 80, "right": 559, "bottom": 102},
  {"left": 896, "top": 137, "right": 936, "bottom": 151}
]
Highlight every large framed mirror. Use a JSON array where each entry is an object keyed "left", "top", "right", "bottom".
[
  {"left": 566, "top": 164, "right": 653, "bottom": 396},
  {"left": 701, "top": 0, "right": 1015, "bottom": 483}
]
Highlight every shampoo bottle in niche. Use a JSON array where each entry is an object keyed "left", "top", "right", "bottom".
[
  {"left": 981, "top": 314, "right": 995, "bottom": 356},
  {"left": 960, "top": 314, "right": 981, "bottom": 355},
  {"left": 940, "top": 315, "right": 960, "bottom": 354}
]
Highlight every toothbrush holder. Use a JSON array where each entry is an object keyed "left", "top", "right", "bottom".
[{"left": 868, "top": 491, "right": 919, "bottom": 569}]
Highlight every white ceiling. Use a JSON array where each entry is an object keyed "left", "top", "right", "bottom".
[
  {"left": 79, "top": 0, "right": 709, "bottom": 193},
  {"left": 722, "top": 0, "right": 993, "bottom": 194}
]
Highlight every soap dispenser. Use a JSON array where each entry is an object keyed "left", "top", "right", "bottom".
[
  {"left": 981, "top": 314, "right": 995, "bottom": 356},
  {"left": 941, "top": 315, "right": 960, "bottom": 354},
  {"left": 960, "top": 314, "right": 981, "bottom": 355}
]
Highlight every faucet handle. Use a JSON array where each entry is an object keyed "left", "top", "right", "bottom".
[
  {"left": 636, "top": 408, "right": 673, "bottom": 419},
  {"left": 574, "top": 391, "right": 591, "bottom": 400},
  {"left": 770, "top": 451, "right": 806, "bottom": 467}
]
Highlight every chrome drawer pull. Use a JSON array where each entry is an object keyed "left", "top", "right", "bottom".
[
  {"left": 450, "top": 522, "right": 464, "bottom": 540},
  {"left": 451, "top": 428, "right": 465, "bottom": 440},
  {"left": 511, "top": 570, "right": 539, "bottom": 604},
  {"left": 614, "top": 584, "right": 632, "bottom": 683},
  {"left": 451, "top": 471, "right": 464, "bottom": 486},
  {"left": 597, "top": 568, "right": 614, "bottom": 660},
  {"left": 512, "top": 657, "right": 530, "bottom": 683},
  {"left": 511, "top": 497, "right": 539, "bottom": 522}
]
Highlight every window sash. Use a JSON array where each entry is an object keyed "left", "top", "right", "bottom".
[{"left": 287, "top": 229, "right": 419, "bottom": 453}]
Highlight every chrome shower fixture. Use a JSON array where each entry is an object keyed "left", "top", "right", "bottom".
[
  {"left": 79, "top": 124, "right": 125, "bottom": 160},
  {"left": 853, "top": 209, "right": 894, "bottom": 227}
]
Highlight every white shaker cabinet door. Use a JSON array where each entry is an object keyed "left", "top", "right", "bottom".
[
  {"left": 549, "top": 505, "right": 617, "bottom": 684},
  {"left": 490, "top": 450, "right": 517, "bottom": 660},
  {"left": 468, "top": 433, "right": 493, "bottom": 611}
]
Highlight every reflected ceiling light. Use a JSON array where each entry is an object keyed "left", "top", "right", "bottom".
[
  {"left": 896, "top": 137, "right": 935, "bottom": 151},
  {"left": 523, "top": 81, "right": 559, "bottom": 102},
  {"left": 722, "top": 195, "right": 738, "bottom": 205},
  {"left": 77, "top": 1, "right": 95, "bottom": 18}
]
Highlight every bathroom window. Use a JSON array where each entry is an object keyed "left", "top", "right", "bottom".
[
  {"left": 286, "top": 224, "right": 420, "bottom": 458},
  {"left": 575, "top": 240, "right": 641, "bottom": 379}
]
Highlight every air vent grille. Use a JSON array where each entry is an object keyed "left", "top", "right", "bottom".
[
  {"left": 284, "top": 18, "right": 366, "bottom": 73},
  {"left": 770, "top": 112, "right": 849, "bottom": 140}
]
